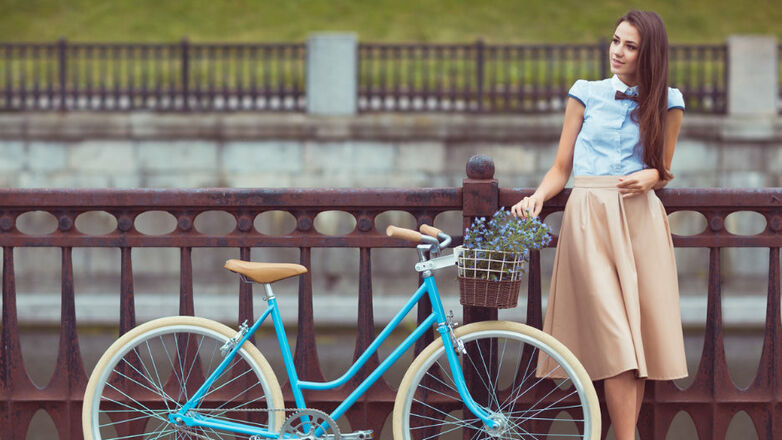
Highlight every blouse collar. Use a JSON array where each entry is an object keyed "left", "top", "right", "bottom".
[{"left": 611, "top": 75, "right": 639, "bottom": 96}]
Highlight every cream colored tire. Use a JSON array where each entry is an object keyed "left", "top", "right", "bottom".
[
  {"left": 393, "top": 320, "right": 600, "bottom": 440},
  {"left": 82, "top": 316, "right": 284, "bottom": 440}
]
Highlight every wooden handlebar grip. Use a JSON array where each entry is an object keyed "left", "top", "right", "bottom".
[
  {"left": 419, "top": 224, "right": 442, "bottom": 238},
  {"left": 386, "top": 225, "right": 423, "bottom": 243}
]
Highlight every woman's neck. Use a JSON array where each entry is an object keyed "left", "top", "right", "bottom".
[{"left": 617, "top": 73, "right": 638, "bottom": 88}]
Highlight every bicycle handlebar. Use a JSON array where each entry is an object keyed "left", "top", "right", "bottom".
[
  {"left": 419, "top": 224, "right": 442, "bottom": 238},
  {"left": 386, "top": 224, "right": 452, "bottom": 250},
  {"left": 386, "top": 225, "right": 424, "bottom": 243}
]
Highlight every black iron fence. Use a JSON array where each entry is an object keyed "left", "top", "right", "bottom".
[
  {"left": 1, "top": 156, "right": 781, "bottom": 439},
  {"left": 0, "top": 39, "right": 728, "bottom": 113},
  {"left": 0, "top": 39, "right": 307, "bottom": 112},
  {"left": 359, "top": 41, "right": 727, "bottom": 114}
]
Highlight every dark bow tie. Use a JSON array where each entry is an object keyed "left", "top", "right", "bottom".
[{"left": 615, "top": 90, "right": 639, "bottom": 102}]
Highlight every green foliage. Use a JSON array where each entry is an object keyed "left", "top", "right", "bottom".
[{"left": 0, "top": 0, "right": 780, "bottom": 43}]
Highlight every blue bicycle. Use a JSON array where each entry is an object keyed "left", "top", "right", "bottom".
[{"left": 83, "top": 225, "right": 599, "bottom": 440}]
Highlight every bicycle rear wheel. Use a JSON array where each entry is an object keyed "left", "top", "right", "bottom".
[
  {"left": 83, "top": 316, "right": 284, "bottom": 440},
  {"left": 394, "top": 320, "right": 599, "bottom": 440}
]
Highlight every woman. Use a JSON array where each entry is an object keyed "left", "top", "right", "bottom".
[{"left": 511, "top": 10, "right": 688, "bottom": 440}]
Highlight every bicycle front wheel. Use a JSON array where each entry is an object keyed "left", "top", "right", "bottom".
[
  {"left": 394, "top": 320, "right": 600, "bottom": 440},
  {"left": 83, "top": 316, "right": 284, "bottom": 440}
]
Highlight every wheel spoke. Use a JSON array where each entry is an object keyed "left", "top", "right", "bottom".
[
  {"left": 499, "top": 350, "right": 552, "bottom": 413},
  {"left": 138, "top": 342, "right": 174, "bottom": 412},
  {"left": 502, "top": 361, "right": 564, "bottom": 414},
  {"left": 144, "top": 417, "right": 173, "bottom": 440},
  {"left": 410, "top": 398, "right": 480, "bottom": 428},
  {"left": 116, "top": 356, "right": 178, "bottom": 404},
  {"left": 102, "top": 384, "right": 169, "bottom": 423},
  {"left": 517, "top": 388, "right": 579, "bottom": 425},
  {"left": 181, "top": 334, "right": 208, "bottom": 394},
  {"left": 99, "top": 411, "right": 167, "bottom": 428},
  {"left": 468, "top": 338, "right": 503, "bottom": 409},
  {"left": 199, "top": 359, "right": 254, "bottom": 400},
  {"left": 506, "top": 403, "right": 585, "bottom": 416}
]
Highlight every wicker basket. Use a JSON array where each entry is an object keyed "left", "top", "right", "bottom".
[{"left": 456, "top": 246, "right": 526, "bottom": 309}]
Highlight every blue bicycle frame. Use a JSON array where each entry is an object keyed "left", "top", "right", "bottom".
[{"left": 169, "top": 273, "right": 498, "bottom": 437}]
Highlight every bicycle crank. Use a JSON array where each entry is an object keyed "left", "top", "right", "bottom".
[{"left": 281, "top": 408, "right": 342, "bottom": 440}]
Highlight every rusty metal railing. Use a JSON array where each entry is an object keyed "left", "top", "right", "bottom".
[{"left": 1, "top": 156, "right": 781, "bottom": 439}]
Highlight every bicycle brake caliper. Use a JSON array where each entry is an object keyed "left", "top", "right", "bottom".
[
  {"left": 220, "top": 320, "right": 249, "bottom": 356},
  {"left": 446, "top": 310, "right": 466, "bottom": 355}
]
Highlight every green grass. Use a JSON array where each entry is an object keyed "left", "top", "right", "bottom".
[{"left": 0, "top": 0, "right": 780, "bottom": 44}]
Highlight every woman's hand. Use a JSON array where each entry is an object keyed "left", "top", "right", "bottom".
[
  {"left": 511, "top": 193, "right": 544, "bottom": 218},
  {"left": 653, "top": 169, "right": 674, "bottom": 190},
  {"left": 617, "top": 168, "right": 660, "bottom": 198}
]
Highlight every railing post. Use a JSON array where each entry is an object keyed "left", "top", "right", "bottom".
[
  {"left": 462, "top": 154, "right": 499, "bottom": 324},
  {"left": 58, "top": 37, "right": 67, "bottom": 111},
  {"left": 181, "top": 37, "right": 190, "bottom": 111},
  {"left": 475, "top": 39, "right": 484, "bottom": 112}
]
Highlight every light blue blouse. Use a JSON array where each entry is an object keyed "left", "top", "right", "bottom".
[{"left": 569, "top": 75, "right": 685, "bottom": 176}]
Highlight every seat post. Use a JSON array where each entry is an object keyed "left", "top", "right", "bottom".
[{"left": 263, "top": 283, "right": 276, "bottom": 301}]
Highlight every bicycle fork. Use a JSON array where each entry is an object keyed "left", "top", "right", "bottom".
[
  {"left": 423, "top": 278, "right": 500, "bottom": 431},
  {"left": 434, "top": 320, "right": 501, "bottom": 431}
]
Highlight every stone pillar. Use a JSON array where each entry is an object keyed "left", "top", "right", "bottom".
[
  {"left": 306, "top": 33, "right": 357, "bottom": 115},
  {"left": 727, "top": 35, "right": 778, "bottom": 116}
]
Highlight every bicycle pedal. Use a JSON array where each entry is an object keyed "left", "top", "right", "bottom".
[{"left": 343, "top": 430, "right": 373, "bottom": 440}]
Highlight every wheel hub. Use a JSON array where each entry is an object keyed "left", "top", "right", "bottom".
[{"left": 485, "top": 413, "right": 510, "bottom": 438}]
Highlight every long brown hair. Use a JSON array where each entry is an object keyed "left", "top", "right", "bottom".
[{"left": 617, "top": 10, "right": 672, "bottom": 180}]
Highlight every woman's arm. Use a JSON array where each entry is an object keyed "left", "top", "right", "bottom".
[
  {"left": 654, "top": 108, "right": 684, "bottom": 189},
  {"left": 511, "top": 97, "right": 583, "bottom": 218}
]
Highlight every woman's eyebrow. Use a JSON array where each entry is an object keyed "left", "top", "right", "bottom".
[{"left": 613, "top": 34, "right": 639, "bottom": 45}]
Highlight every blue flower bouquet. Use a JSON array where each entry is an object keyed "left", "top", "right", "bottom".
[{"left": 456, "top": 208, "right": 552, "bottom": 308}]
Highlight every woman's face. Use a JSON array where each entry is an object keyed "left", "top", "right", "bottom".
[{"left": 610, "top": 21, "right": 641, "bottom": 85}]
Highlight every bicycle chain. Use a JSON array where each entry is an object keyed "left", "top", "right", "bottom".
[
  {"left": 173, "top": 406, "right": 321, "bottom": 440},
  {"left": 190, "top": 406, "right": 305, "bottom": 413}
]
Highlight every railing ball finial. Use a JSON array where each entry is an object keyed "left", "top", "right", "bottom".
[
  {"left": 709, "top": 215, "right": 724, "bottom": 232},
  {"left": 58, "top": 215, "right": 73, "bottom": 232},
  {"left": 178, "top": 216, "right": 193, "bottom": 232},
  {"left": 117, "top": 215, "right": 133, "bottom": 232},
  {"left": 466, "top": 154, "right": 495, "bottom": 180},
  {"left": 237, "top": 215, "right": 253, "bottom": 232},
  {"left": 297, "top": 215, "right": 313, "bottom": 232},
  {"left": 357, "top": 216, "right": 373, "bottom": 232},
  {"left": 0, "top": 215, "right": 14, "bottom": 232}
]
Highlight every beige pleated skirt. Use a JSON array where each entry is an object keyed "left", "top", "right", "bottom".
[{"left": 537, "top": 176, "right": 688, "bottom": 381}]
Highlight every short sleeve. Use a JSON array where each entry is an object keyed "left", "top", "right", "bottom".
[
  {"left": 668, "top": 87, "right": 685, "bottom": 111},
  {"left": 568, "top": 79, "right": 589, "bottom": 107}
]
